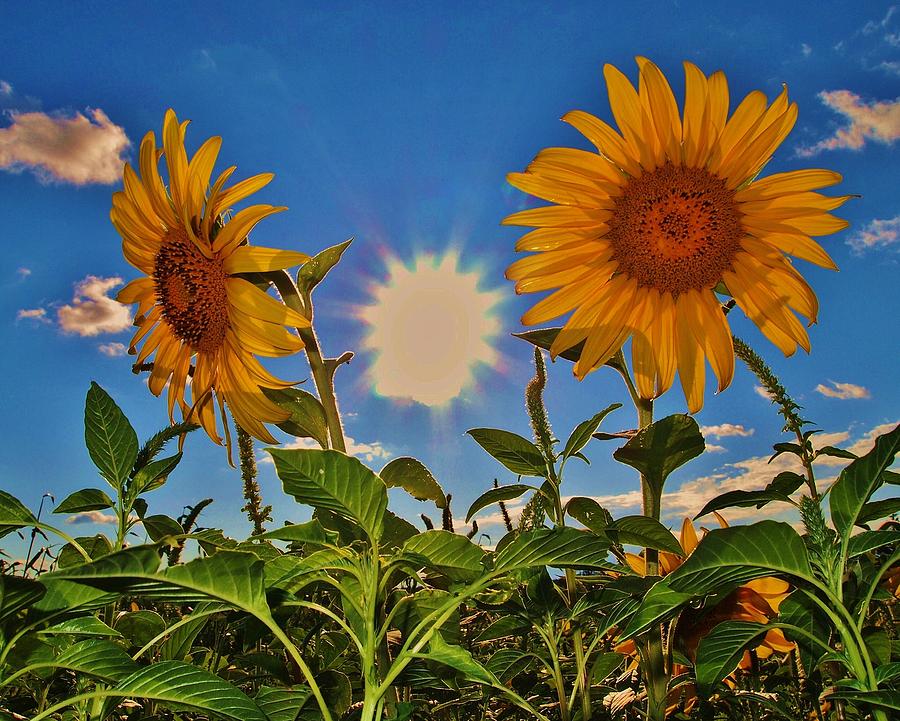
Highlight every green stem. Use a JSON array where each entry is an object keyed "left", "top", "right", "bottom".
[{"left": 268, "top": 270, "right": 347, "bottom": 453}]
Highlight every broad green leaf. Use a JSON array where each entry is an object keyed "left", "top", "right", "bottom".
[
  {"left": 255, "top": 685, "right": 312, "bottom": 721},
  {"left": 666, "top": 521, "right": 814, "bottom": 595},
  {"left": 847, "top": 530, "right": 900, "bottom": 558},
  {"left": 296, "top": 238, "right": 353, "bottom": 295},
  {"left": 256, "top": 519, "right": 337, "bottom": 545},
  {"left": 0, "top": 489, "right": 37, "bottom": 538},
  {"left": 777, "top": 591, "right": 829, "bottom": 674},
  {"left": 607, "top": 516, "right": 683, "bottom": 555},
  {"left": 466, "top": 484, "right": 534, "bottom": 522},
  {"left": 141, "top": 514, "right": 184, "bottom": 542},
  {"left": 414, "top": 635, "right": 498, "bottom": 686},
  {"left": 159, "top": 603, "right": 224, "bottom": 661},
  {"left": 53, "top": 488, "right": 114, "bottom": 514},
  {"left": 269, "top": 448, "right": 387, "bottom": 541},
  {"left": 311, "top": 670, "right": 351, "bottom": 719},
  {"left": 694, "top": 621, "right": 768, "bottom": 695},
  {"left": 84, "top": 381, "right": 138, "bottom": 490},
  {"left": 621, "top": 581, "right": 695, "bottom": 637},
  {"left": 828, "top": 690, "right": 900, "bottom": 713},
  {"left": 392, "top": 589, "right": 460, "bottom": 645},
  {"left": 493, "top": 527, "right": 615, "bottom": 573},
  {"left": 41, "top": 638, "right": 138, "bottom": 682},
  {"left": 380, "top": 510, "right": 419, "bottom": 550},
  {"left": 565, "top": 496, "right": 613, "bottom": 533},
  {"left": 380, "top": 457, "right": 446, "bottom": 508},
  {"left": 0, "top": 575, "right": 45, "bottom": 623},
  {"left": 562, "top": 404, "right": 621, "bottom": 459},
  {"left": 264, "top": 388, "right": 329, "bottom": 449},
  {"left": 400, "top": 530, "right": 486, "bottom": 581},
  {"left": 58, "top": 534, "right": 113, "bottom": 568},
  {"left": 132, "top": 452, "right": 182, "bottom": 494},
  {"left": 113, "top": 660, "right": 267, "bottom": 721},
  {"left": 695, "top": 489, "right": 792, "bottom": 519},
  {"left": 475, "top": 615, "right": 531, "bottom": 643},
  {"left": 48, "top": 545, "right": 161, "bottom": 589},
  {"left": 765, "top": 471, "right": 807, "bottom": 496},
  {"left": 30, "top": 578, "right": 116, "bottom": 619},
  {"left": 486, "top": 648, "right": 534, "bottom": 683},
  {"left": 830, "top": 423, "right": 900, "bottom": 542},
  {"left": 864, "top": 627, "right": 891, "bottom": 666},
  {"left": 116, "top": 610, "right": 167, "bottom": 647},
  {"left": 769, "top": 441, "right": 804, "bottom": 462},
  {"left": 512, "top": 327, "right": 584, "bottom": 363},
  {"left": 41, "top": 615, "right": 121, "bottom": 637},
  {"left": 591, "top": 652, "right": 626, "bottom": 683},
  {"left": 875, "top": 662, "right": 900, "bottom": 685},
  {"left": 814, "top": 445, "right": 857, "bottom": 462},
  {"left": 613, "top": 414, "right": 704, "bottom": 497},
  {"left": 857, "top": 497, "right": 900, "bottom": 525},
  {"left": 467, "top": 428, "right": 547, "bottom": 477}
]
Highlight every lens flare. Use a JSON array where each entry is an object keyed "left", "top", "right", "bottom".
[{"left": 359, "top": 251, "right": 503, "bottom": 406}]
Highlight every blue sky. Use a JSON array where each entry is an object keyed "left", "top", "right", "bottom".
[{"left": 1, "top": 1, "right": 897, "bottom": 558}]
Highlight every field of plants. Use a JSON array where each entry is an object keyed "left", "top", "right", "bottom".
[{"left": 1, "top": 56, "right": 898, "bottom": 721}]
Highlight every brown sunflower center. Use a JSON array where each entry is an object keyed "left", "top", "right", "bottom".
[
  {"left": 153, "top": 229, "right": 228, "bottom": 353},
  {"left": 606, "top": 164, "right": 743, "bottom": 295}
]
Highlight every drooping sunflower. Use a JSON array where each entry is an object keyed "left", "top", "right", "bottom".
[
  {"left": 111, "top": 109, "right": 310, "bottom": 451},
  {"left": 504, "top": 58, "right": 850, "bottom": 412}
]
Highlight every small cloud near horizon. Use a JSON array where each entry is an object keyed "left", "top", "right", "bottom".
[
  {"left": 797, "top": 90, "right": 900, "bottom": 156},
  {"left": 261, "top": 435, "right": 392, "bottom": 464},
  {"left": 848, "top": 215, "right": 900, "bottom": 252},
  {"left": 98, "top": 342, "right": 127, "bottom": 357},
  {"left": 700, "top": 423, "right": 755, "bottom": 439},
  {"left": 0, "top": 107, "right": 130, "bottom": 185},
  {"left": 814, "top": 380, "right": 871, "bottom": 400},
  {"left": 16, "top": 307, "right": 49, "bottom": 323},
  {"left": 66, "top": 510, "right": 118, "bottom": 525}
]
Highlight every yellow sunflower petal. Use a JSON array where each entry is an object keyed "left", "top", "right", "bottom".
[
  {"left": 675, "top": 295, "right": 705, "bottom": 414},
  {"left": 507, "top": 172, "right": 613, "bottom": 208},
  {"left": 514, "top": 227, "right": 606, "bottom": 252},
  {"left": 682, "top": 61, "right": 709, "bottom": 167},
  {"left": 222, "top": 246, "right": 311, "bottom": 274},
  {"left": 163, "top": 109, "right": 189, "bottom": 209},
  {"left": 186, "top": 135, "right": 222, "bottom": 218},
  {"left": 561, "top": 110, "right": 642, "bottom": 176},
  {"left": 574, "top": 278, "right": 638, "bottom": 378},
  {"left": 212, "top": 172, "right": 275, "bottom": 217},
  {"left": 211, "top": 204, "right": 288, "bottom": 256},
  {"left": 502, "top": 205, "right": 612, "bottom": 228},
  {"left": 521, "top": 272, "right": 611, "bottom": 326},
  {"left": 603, "top": 63, "right": 656, "bottom": 169},
  {"left": 736, "top": 168, "right": 843, "bottom": 199},
  {"left": 637, "top": 57, "right": 682, "bottom": 162},
  {"left": 225, "top": 277, "right": 310, "bottom": 329}
]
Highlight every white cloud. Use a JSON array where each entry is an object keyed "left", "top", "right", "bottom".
[
  {"left": 16, "top": 307, "right": 48, "bottom": 322},
  {"left": 863, "top": 5, "right": 898, "bottom": 35},
  {"left": 754, "top": 385, "right": 774, "bottom": 401},
  {"left": 261, "top": 435, "right": 392, "bottom": 464},
  {"left": 57, "top": 275, "right": 131, "bottom": 336},
  {"left": 801, "top": 43, "right": 812, "bottom": 57},
  {"left": 814, "top": 380, "right": 871, "bottom": 400},
  {"left": 66, "top": 510, "right": 117, "bottom": 525},
  {"left": 705, "top": 443, "right": 727, "bottom": 453},
  {"left": 0, "top": 81, "right": 11, "bottom": 96},
  {"left": 16, "top": 266, "right": 31, "bottom": 279},
  {"left": 0, "top": 108, "right": 129, "bottom": 185},
  {"left": 98, "top": 342, "right": 127, "bottom": 357},
  {"left": 847, "top": 215, "right": 900, "bottom": 252},
  {"left": 797, "top": 90, "right": 900, "bottom": 156},
  {"left": 700, "top": 423, "right": 754, "bottom": 439}
]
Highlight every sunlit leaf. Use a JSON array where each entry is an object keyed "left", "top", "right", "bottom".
[
  {"left": 466, "top": 484, "right": 535, "bottom": 522},
  {"left": 380, "top": 457, "right": 446, "bottom": 508},
  {"left": 695, "top": 620, "right": 768, "bottom": 695},
  {"left": 297, "top": 238, "right": 353, "bottom": 295},
  {"left": 54, "top": 488, "right": 114, "bottom": 514},
  {"left": 265, "top": 388, "right": 330, "bottom": 450},
  {"left": 400, "top": 530, "right": 486, "bottom": 581},
  {"left": 467, "top": 428, "right": 547, "bottom": 477},
  {"left": 607, "top": 516, "right": 683, "bottom": 556},
  {"left": 562, "top": 404, "right": 621, "bottom": 459},
  {"left": 493, "top": 527, "right": 615, "bottom": 573},
  {"left": 84, "top": 382, "right": 138, "bottom": 490},
  {"left": 0, "top": 489, "right": 37, "bottom": 538},
  {"left": 613, "top": 415, "right": 704, "bottom": 497}
]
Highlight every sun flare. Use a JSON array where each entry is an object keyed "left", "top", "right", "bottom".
[{"left": 360, "top": 251, "right": 503, "bottom": 406}]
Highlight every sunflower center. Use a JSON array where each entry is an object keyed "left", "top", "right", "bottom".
[
  {"left": 606, "top": 164, "right": 743, "bottom": 295},
  {"left": 153, "top": 229, "right": 228, "bottom": 353}
]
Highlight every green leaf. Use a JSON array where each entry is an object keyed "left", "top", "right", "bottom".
[
  {"left": 400, "top": 530, "right": 486, "bottom": 581},
  {"left": 847, "top": 530, "right": 900, "bottom": 558},
  {"left": 666, "top": 521, "right": 814, "bottom": 594},
  {"left": 296, "top": 238, "right": 353, "bottom": 295},
  {"left": 392, "top": 589, "right": 460, "bottom": 645},
  {"left": 380, "top": 510, "right": 419, "bottom": 550},
  {"left": 777, "top": 591, "right": 829, "bottom": 674},
  {"left": 695, "top": 489, "right": 793, "bottom": 519},
  {"left": 857, "top": 497, "right": 900, "bottom": 525},
  {"left": 475, "top": 615, "right": 531, "bottom": 643},
  {"left": 159, "top": 603, "right": 223, "bottom": 661},
  {"left": 512, "top": 327, "right": 584, "bottom": 363},
  {"left": 54, "top": 488, "right": 114, "bottom": 514},
  {"left": 269, "top": 448, "right": 387, "bottom": 541},
  {"left": 562, "top": 404, "right": 621, "bottom": 459},
  {"left": 115, "top": 610, "right": 167, "bottom": 647},
  {"left": 84, "top": 381, "right": 138, "bottom": 490},
  {"left": 46, "top": 638, "right": 138, "bottom": 682},
  {"left": 255, "top": 685, "right": 312, "bottom": 721},
  {"left": 765, "top": 471, "right": 807, "bottom": 496},
  {"left": 132, "top": 452, "right": 182, "bottom": 494},
  {"left": 380, "top": 457, "right": 447, "bottom": 508},
  {"left": 607, "top": 516, "right": 684, "bottom": 556},
  {"left": 769, "top": 442, "right": 804, "bottom": 462},
  {"left": 264, "top": 388, "right": 329, "bottom": 449},
  {"left": 830, "top": 423, "right": 900, "bottom": 542},
  {"left": 591, "top": 652, "right": 625, "bottom": 683},
  {"left": 466, "top": 484, "right": 534, "bottom": 522},
  {"left": 613, "top": 414, "right": 704, "bottom": 497},
  {"left": 493, "top": 528, "right": 615, "bottom": 573},
  {"left": 113, "top": 660, "right": 267, "bottom": 721},
  {"left": 0, "top": 489, "right": 37, "bottom": 538},
  {"left": 0, "top": 575, "right": 45, "bottom": 623},
  {"left": 565, "top": 497, "right": 613, "bottom": 533},
  {"left": 621, "top": 581, "right": 695, "bottom": 638},
  {"left": 828, "top": 690, "right": 900, "bottom": 713},
  {"left": 486, "top": 648, "right": 534, "bottom": 682},
  {"left": 875, "top": 662, "right": 900, "bottom": 685},
  {"left": 864, "top": 627, "right": 891, "bottom": 666},
  {"left": 58, "top": 534, "right": 113, "bottom": 568},
  {"left": 814, "top": 445, "right": 857, "bottom": 462},
  {"left": 466, "top": 428, "right": 547, "bottom": 477},
  {"left": 141, "top": 514, "right": 184, "bottom": 542},
  {"left": 41, "top": 615, "right": 121, "bottom": 637},
  {"left": 256, "top": 519, "right": 337, "bottom": 546},
  {"left": 414, "top": 635, "right": 499, "bottom": 686},
  {"left": 695, "top": 621, "right": 769, "bottom": 695}
]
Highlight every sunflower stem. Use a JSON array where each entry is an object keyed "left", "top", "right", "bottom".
[
  {"left": 267, "top": 270, "right": 347, "bottom": 453},
  {"left": 235, "top": 422, "right": 271, "bottom": 535}
]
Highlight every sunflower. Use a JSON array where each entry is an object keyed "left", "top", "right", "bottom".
[
  {"left": 504, "top": 58, "right": 849, "bottom": 412},
  {"left": 111, "top": 109, "right": 310, "bottom": 452}
]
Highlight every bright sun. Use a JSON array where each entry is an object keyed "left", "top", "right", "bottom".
[{"left": 359, "top": 251, "right": 504, "bottom": 406}]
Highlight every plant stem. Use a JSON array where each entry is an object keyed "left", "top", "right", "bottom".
[
  {"left": 235, "top": 423, "right": 271, "bottom": 535},
  {"left": 268, "top": 271, "right": 347, "bottom": 453}
]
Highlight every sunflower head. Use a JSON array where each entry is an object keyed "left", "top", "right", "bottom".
[
  {"left": 505, "top": 58, "right": 850, "bottom": 412},
  {"left": 111, "top": 109, "right": 311, "bottom": 456}
]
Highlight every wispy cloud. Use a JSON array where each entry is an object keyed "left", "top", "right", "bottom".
[
  {"left": 57, "top": 275, "right": 131, "bottom": 336},
  {"left": 16, "top": 266, "right": 31, "bottom": 279},
  {"left": 705, "top": 443, "right": 727, "bottom": 453},
  {"left": 16, "top": 307, "right": 49, "bottom": 323},
  {"left": 0, "top": 108, "right": 129, "bottom": 185},
  {"left": 801, "top": 43, "right": 812, "bottom": 57},
  {"left": 700, "top": 423, "right": 754, "bottom": 439},
  {"left": 847, "top": 214, "right": 900, "bottom": 252},
  {"left": 814, "top": 380, "right": 871, "bottom": 400},
  {"left": 797, "top": 90, "right": 900, "bottom": 156},
  {"left": 755, "top": 385, "right": 774, "bottom": 401},
  {"left": 66, "top": 510, "right": 117, "bottom": 525},
  {"left": 98, "top": 342, "right": 127, "bottom": 357},
  {"left": 862, "top": 5, "right": 898, "bottom": 36},
  {"left": 261, "top": 435, "right": 392, "bottom": 464},
  {"left": 0, "top": 80, "right": 11, "bottom": 96}
]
